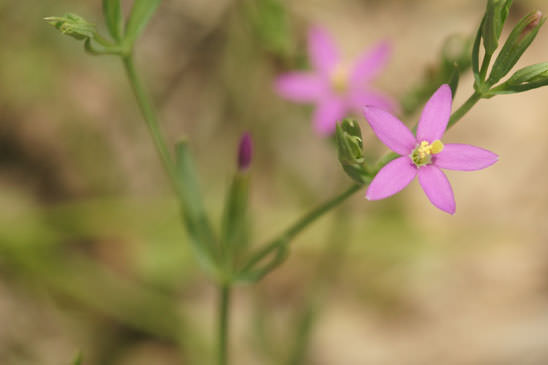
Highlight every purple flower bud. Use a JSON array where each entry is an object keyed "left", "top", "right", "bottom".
[
  {"left": 522, "top": 10, "right": 543, "bottom": 36},
  {"left": 237, "top": 132, "right": 253, "bottom": 171}
]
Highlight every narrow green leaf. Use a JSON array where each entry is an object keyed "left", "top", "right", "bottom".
[
  {"left": 103, "top": 0, "right": 124, "bottom": 41},
  {"left": 448, "top": 63, "right": 460, "bottom": 97},
  {"left": 472, "top": 16, "right": 484, "bottom": 86},
  {"left": 72, "top": 351, "right": 83, "bottom": 365},
  {"left": 221, "top": 173, "right": 250, "bottom": 268},
  {"left": 482, "top": 0, "right": 513, "bottom": 56},
  {"left": 124, "top": 0, "right": 162, "bottom": 48},
  {"left": 488, "top": 11, "right": 546, "bottom": 85},
  {"left": 175, "top": 141, "right": 218, "bottom": 274}
]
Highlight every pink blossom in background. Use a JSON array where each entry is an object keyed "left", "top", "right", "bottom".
[
  {"left": 364, "top": 84, "right": 498, "bottom": 214},
  {"left": 275, "top": 26, "right": 395, "bottom": 135}
]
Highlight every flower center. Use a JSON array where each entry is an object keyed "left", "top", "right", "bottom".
[
  {"left": 330, "top": 65, "right": 349, "bottom": 94},
  {"left": 411, "top": 140, "right": 444, "bottom": 167}
]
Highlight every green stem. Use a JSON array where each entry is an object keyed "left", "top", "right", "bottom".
[
  {"left": 243, "top": 183, "right": 362, "bottom": 272},
  {"left": 122, "top": 55, "right": 178, "bottom": 190},
  {"left": 447, "top": 92, "right": 482, "bottom": 129},
  {"left": 218, "top": 284, "right": 231, "bottom": 365}
]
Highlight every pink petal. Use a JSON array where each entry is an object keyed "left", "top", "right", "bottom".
[
  {"left": 417, "top": 165, "right": 455, "bottom": 214},
  {"left": 366, "top": 156, "right": 417, "bottom": 200},
  {"left": 308, "top": 26, "right": 339, "bottom": 74},
  {"left": 416, "top": 84, "right": 452, "bottom": 142},
  {"left": 350, "top": 42, "right": 391, "bottom": 86},
  {"left": 349, "top": 89, "right": 397, "bottom": 114},
  {"left": 275, "top": 72, "right": 327, "bottom": 102},
  {"left": 434, "top": 144, "right": 498, "bottom": 171},
  {"left": 363, "top": 106, "right": 416, "bottom": 155},
  {"left": 313, "top": 98, "right": 346, "bottom": 135}
]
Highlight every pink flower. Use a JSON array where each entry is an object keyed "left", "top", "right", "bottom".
[
  {"left": 275, "top": 26, "right": 395, "bottom": 135},
  {"left": 364, "top": 84, "right": 498, "bottom": 214}
]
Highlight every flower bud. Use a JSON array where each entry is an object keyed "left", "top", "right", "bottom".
[
  {"left": 506, "top": 62, "right": 548, "bottom": 86},
  {"left": 237, "top": 132, "right": 253, "bottom": 171},
  {"left": 488, "top": 10, "right": 546, "bottom": 85},
  {"left": 335, "top": 119, "right": 368, "bottom": 184},
  {"left": 45, "top": 13, "right": 96, "bottom": 40}
]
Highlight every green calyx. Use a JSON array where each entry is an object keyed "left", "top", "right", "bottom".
[
  {"left": 45, "top": 13, "right": 96, "bottom": 40},
  {"left": 335, "top": 119, "right": 368, "bottom": 184}
]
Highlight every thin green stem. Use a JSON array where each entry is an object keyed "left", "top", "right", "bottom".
[
  {"left": 218, "top": 284, "right": 231, "bottom": 365},
  {"left": 242, "top": 183, "right": 362, "bottom": 273},
  {"left": 122, "top": 55, "right": 178, "bottom": 191},
  {"left": 447, "top": 92, "right": 482, "bottom": 129}
]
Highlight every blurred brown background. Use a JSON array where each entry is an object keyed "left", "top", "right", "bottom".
[{"left": 1, "top": 0, "right": 548, "bottom": 364}]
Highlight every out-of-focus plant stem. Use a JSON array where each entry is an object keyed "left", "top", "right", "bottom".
[
  {"left": 447, "top": 91, "right": 482, "bottom": 129},
  {"left": 287, "top": 207, "right": 352, "bottom": 365},
  {"left": 122, "top": 53, "right": 230, "bottom": 365},
  {"left": 218, "top": 284, "right": 231, "bottom": 365},
  {"left": 242, "top": 183, "right": 363, "bottom": 273},
  {"left": 122, "top": 55, "right": 178, "bottom": 191}
]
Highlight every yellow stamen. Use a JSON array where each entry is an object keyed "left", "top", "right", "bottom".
[
  {"left": 431, "top": 140, "right": 444, "bottom": 154},
  {"left": 411, "top": 140, "right": 444, "bottom": 166}
]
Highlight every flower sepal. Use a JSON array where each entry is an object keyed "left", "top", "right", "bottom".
[
  {"left": 45, "top": 13, "right": 96, "bottom": 41},
  {"left": 487, "top": 10, "right": 546, "bottom": 85},
  {"left": 335, "top": 119, "right": 369, "bottom": 184},
  {"left": 45, "top": 13, "right": 124, "bottom": 56}
]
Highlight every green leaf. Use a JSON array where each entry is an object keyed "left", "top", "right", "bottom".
[
  {"left": 482, "top": 0, "right": 513, "bottom": 56},
  {"left": 103, "top": 0, "right": 124, "bottom": 41},
  {"left": 124, "top": 0, "right": 162, "bottom": 48},
  {"left": 472, "top": 16, "right": 484, "bottom": 86},
  {"left": 175, "top": 141, "right": 219, "bottom": 276},
  {"left": 72, "top": 351, "right": 83, "bottom": 365},
  {"left": 221, "top": 173, "right": 250, "bottom": 270},
  {"left": 448, "top": 63, "right": 460, "bottom": 97},
  {"left": 45, "top": 13, "right": 96, "bottom": 41},
  {"left": 247, "top": 0, "right": 292, "bottom": 56},
  {"left": 506, "top": 62, "right": 548, "bottom": 85},
  {"left": 488, "top": 10, "right": 546, "bottom": 85}
]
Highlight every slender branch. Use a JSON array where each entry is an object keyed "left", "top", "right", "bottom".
[
  {"left": 447, "top": 92, "right": 481, "bottom": 129},
  {"left": 242, "top": 183, "right": 362, "bottom": 273},
  {"left": 218, "top": 284, "right": 231, "bottom": 365},
  {"left": 122, "top": 55, "right": 178, "bottom": 191}
]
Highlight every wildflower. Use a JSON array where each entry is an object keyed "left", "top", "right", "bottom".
[
  {"left": 364, "top": 84, "right": 498, "bottom": 214},
  {"left": 275, "top": 26, "right": 395, "bottom": 135}
]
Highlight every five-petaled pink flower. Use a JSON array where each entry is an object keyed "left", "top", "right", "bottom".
[
  {"left": 275, "top": 26, "right": 395, "bottom": 135},
  {"left": 364, "top": 84, "right": 498, "bottom": 214}
]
